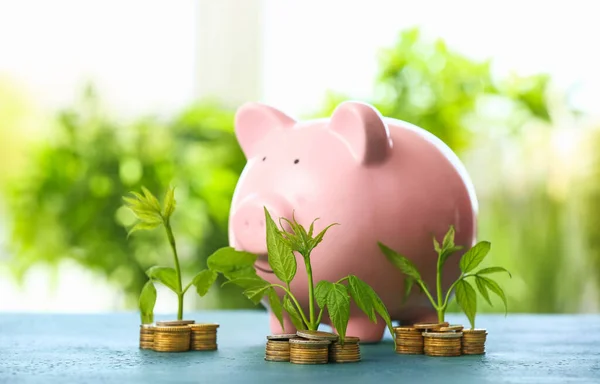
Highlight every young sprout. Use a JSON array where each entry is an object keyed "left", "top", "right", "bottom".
[{"left": 379, "top": 226, "right": 511, "bottom": 328}]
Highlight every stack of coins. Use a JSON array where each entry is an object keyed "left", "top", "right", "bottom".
[
  {"left": 265, "top": 334, "right": 296, "bottom": 362},
  {"left": 139, "top": 324, "right": 155, "bottom": 350},
  {"left": 328, "top": 336, "right": 361, "bottom": 363},
  {"left": 461, "top": 329, "right": 487, "bottom": 355},
  {"left": 422, "top": 332, "right": 462, "bottom": 357},
  {"left": 153, "top": 321, "right": 192, "bottom": 352},
  {"left": 289, "top": 338, "right": 331, "bottom": 364},
  {"left": 394, "top": 326, "right": 424, "bottom": 354},
  {"left": 189, "top": 323, "right": 219, "bottom": 351}
]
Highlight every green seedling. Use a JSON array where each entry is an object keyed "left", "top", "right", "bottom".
[
  {"left": 378, "top": 226, "right": 511, "bottom": 329},
  {"left": 124, "top": 186, "right": 218, "bottom": 323},
  {"left": 210, "top": 208, "right": 394, "bottom": 344}
]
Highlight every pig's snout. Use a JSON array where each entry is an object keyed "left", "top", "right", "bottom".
[{"left": 231, "top": 198, "right": 291, "bottom": 255}]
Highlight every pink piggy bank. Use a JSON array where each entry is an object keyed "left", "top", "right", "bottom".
[{"left": 228, "top": 101, "right": 477, "bottom": 342}]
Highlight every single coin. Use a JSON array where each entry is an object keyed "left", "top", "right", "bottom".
[
  {"left": 289, "top": 338, "right": 331, "bottom": 346},
  {"left": 154, "top": 326, "right": 192, "bottom": 332},
  {"left": 422, "top": 332, "right": 463, "bottom": 338},
  {"left": 462, "top": 328, "right": 487, "bottom": 333},
  {"left": 296, "top": 330, "right": 339, "bottom": 341},
  {"left": 140, "top": 324, "right": 155, "bottom": 329},
  {"left": 156, "top": 320, "right": 195, "bottom": 326},
  {"left": 439, "top": 325, "right": 464, "bottom": 332},
  {"left": 414, "top": 322, "right": 449, "bottom": 330},
  {"left": 267, "top": 334, "right": 297, "bottom": 340}
]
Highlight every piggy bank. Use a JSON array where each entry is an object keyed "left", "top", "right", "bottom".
[{"left": 228, "top": 101, "right": 477, "bottom": 342}]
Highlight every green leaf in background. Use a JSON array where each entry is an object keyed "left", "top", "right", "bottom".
[
  {"left": 267, "top": 288, "right": 284, "bottom": 331},
  {"left": 315, "top": 280, "right": 334, "bottom": 309},
  {"left": 474, "top": 276, "right": 492, "bottom": 306},
  {"left": 455, "top": 279, "right": 477, "bottom": 329},
  {"left": 146, "top": 266, "right": 179, "bottom": 293},
  {"left": 370, "top": 288, "right": 394, "bottom": 340},
  {"left": 459, "top": 241, "right": 491, "bottom": 273},
  {"left": 139, "top": 280, "right": 157, "bottom": 324},
  {"left": 347, "top": 275, "right": 376, "bottom": 322},
  {"left": 192, "top": 269, "right": 218, "bottom": 297},
  {"left": 206, "top": 247, "right": 258, "bottom": 275},
  {"left": 433, "top": 237, "right": 442, "bottom": 254},
  {"left": 162, "top": 186, "right": 176, "bottom": 219},
  {"left": 378, "top": 242, "right": 423, "bottom": 281},
  {"left": 326, "top": 283, "right": 351, "bottom": 343},
  {"left": 348, "top": 275, "right": 394, "bottom": 339},
  {"left": 308, "top": 218, "right": 318, "bottom": 238},
  {"left": 283, "top": 295, "right": 306, "bottom": 330},
  {"left": 477, "top": 266, "right": 512, "bottom": 278},
  {"left": 264, "top": 208, "right": 297, "bottom": 284},
  {"left": 479, "top": 276, "right": 509, "bottom": 315}
]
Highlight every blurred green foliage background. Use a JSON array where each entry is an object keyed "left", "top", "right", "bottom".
[{"left": 1, "top": 28, "right": 598, "bottom": 313}]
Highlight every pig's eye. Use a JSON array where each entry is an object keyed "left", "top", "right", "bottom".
[
  {"left": 294, "top": 159, "right": 299, "bottom": 164},
  {"left": 262, "top": 157, "right": 266, "bottom": 161}
]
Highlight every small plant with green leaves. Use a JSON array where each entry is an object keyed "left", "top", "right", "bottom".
[
  {"left": 209, "top": 208, "right": 394, "bottom": 343},
  {"left": 378, "top": 226, "right": 511, "bottom": 329},
  {"left": 124, "top": 186, "right": 218, "bottom": 323}
]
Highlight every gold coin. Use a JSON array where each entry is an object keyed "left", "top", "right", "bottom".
[
  {"left": 289, "top": 338, "right": 331, "bottom": 346},
  {"left": 188, "top": 323, "right": 219, "bottom": 329},
  {"left": 422, "top": 332, "right": 462, "bottom": 338},
  {"left": 439, "top": 325, "right": 464, "bottom": 332},
  {"left": 154, "top": 326, "right": 192, "bottom": 333},
  {"left": 332, "top": 358, "right": 361, "bottom": 363},
  {"left": 296, "top": 330, "right": 339, "bottom": 341},
  {"left": 156, "top": 320, "right": 195, "bottom": 326},
  {"left": 290, "top": 360, "right": 328, "bottom": 365},
  {"left": 266, "top": 334, "right": 297, "bottom": 340},
  {"left": 414, "top": 322, "right": 449, "bottom": 330}
]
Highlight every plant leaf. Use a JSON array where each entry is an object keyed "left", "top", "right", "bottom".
[
  {"left": 403, "top": 277, "right": 415, "bottom": 303},
  {"left": 455, "top": 279, "right": 477, "bottom": 329},
  {"left": 243, "top": 284, "right": 274, "bottom": 304},
  {"left": 378, "top": 242, "right": 422, "bottom": 281},
  {"left": 146, "top": 266, "right": 179, "bottom": 293},
  {"left": 442, "top": 225, "right": 456, "bottom": 250},
  {"left": 315, "top": 280, "right": 334, "bottom": 309},
  {"left": 480, "top": 276, "right": 509, "bottom": 315},
  {"left": 459, "top": 241, "right": 491, "bottom": 273},
  {"left": 141, "top": 186, "right": 161, "bottom": 211},
  {"left": 439, "top": 245, "right": 464, "bottom": 268},
  {"left": 477, "top": 266, "right": 512, "bottom": 278},
  {"left": 139, "top": 280, "right": 157, "bottom": 324},
  {"left": 327, "top": 283, "right": 351, "bottom": 343},
  {"left": 433, "top": 237, "right": 442, "bottom": 254},
  {"left": 371, "top": 288, "right": 395, "bottom": 341},
  {"left": 267, "top": 288, "right": 285, "bottom": 331},
  {"left": 264, "top": 207, "right": 297, "bottom": 284},
  {"left": 308, "top": 218, "right": 319, "bottom": 238},
  {"left": 206, "top": 247, "right": 258, "bottom": 274},
  {"left": 127, "top": 221, "right": 161, "bottom": 236},
  {"left": 347, "top": 275, "right": 376, "bottom": 322},
  {"left": 311, "top": 223, "right": 338, "bottom": 249},
  {"left": 162, "top": 186, "right": 176, "bottom": 219},
  {"left": 283, "top": 295, "right": 306, "bottom": 330},
  {"left": 192, "top": 269, "right": 218, "bottom": 297},
  {"left": 474, "top": 275, "right": 492, "bottom": 306}
]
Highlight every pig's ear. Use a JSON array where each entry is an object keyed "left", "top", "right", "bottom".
[
  {"left": 235, "top": 102, "right": 295, "bottom": 158},
  {"left": 329, "top": 101, "right": 392, "bottom": 165}
]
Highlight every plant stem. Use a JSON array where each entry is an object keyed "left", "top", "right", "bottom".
[
  {"left": 164, "top": 219, "right": 183, "bottom": 320},
  {"left": 304, "top": 256, "right": 316, "bottom": 328},
  {"left": 436, "top": 253, "right": 444, "bottom": 323},
  {"left": 418, "top": 281, "right": 439, "bottom": 313}
]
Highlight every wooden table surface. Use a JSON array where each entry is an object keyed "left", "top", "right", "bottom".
[{"left": 1, "top": 311, "right": 599, "bottom": 383}]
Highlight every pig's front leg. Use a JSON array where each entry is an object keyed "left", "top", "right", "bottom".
[
  {"left": 345, "top": 315, "right": 386, "bottom": 343},
  {"left": 269, "top": 311, "right": 298, "bottom": 335}
]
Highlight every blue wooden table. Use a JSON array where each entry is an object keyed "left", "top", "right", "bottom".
[{"left": 1, "top": 311, "right": 599, "bottom": 383}]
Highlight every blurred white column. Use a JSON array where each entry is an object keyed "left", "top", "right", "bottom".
[{"left": 195, "top": 0, "right": 263, "bottom": 106}]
